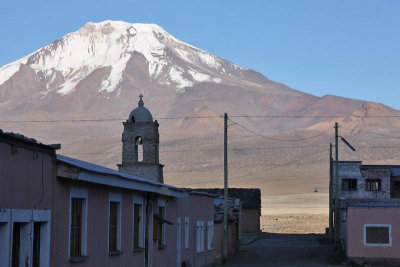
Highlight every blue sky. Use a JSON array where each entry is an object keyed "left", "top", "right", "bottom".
[{"left": 1, "top": 0, "right": 399, "bottom": 108}]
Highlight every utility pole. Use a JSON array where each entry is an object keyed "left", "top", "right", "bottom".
[
  {"left": 329, "top": 143, "right": 333, "bottom": 239},
  {"left": 223, "top": 113, "right": 228, "bottom": 264},
  {"left": 334, "top": 122, "right": 339, "bottom": 244}
]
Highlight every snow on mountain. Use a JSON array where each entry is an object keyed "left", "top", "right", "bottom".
[{"left": 0, "top": 20, "right": 244, "bottom": 96}]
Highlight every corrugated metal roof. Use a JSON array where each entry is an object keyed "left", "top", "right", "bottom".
[
  {"left": 57, "top": 154, "right": 184, "bottom": 193},
  {"left": 0, "top": 128, "right": 55, "bottom": 150}
]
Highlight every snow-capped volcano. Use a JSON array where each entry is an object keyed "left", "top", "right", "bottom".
[
  {"left": 1, "top": 20, "right": 386, "bottom": 134},
  {"left": 0, "top": 20, "right": 246, "bottom": 96}
]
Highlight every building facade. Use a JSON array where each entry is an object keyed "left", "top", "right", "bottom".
[
  {"left": 0, "top": 130, "right": 57, "bottom": 267},
  {"left": 332, "top": 161, "right": 400, "bottom": 263},
  {"left": 0, "top": 96, "right": 221, "bottom": 267}
]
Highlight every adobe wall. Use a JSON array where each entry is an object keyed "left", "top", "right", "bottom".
[{"left": 241, "top": 208, "right": 260, "bottom": 233}]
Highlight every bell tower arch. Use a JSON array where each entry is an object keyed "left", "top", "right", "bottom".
[{"left": 117, "top": 95, "right": 164, "bottom": 183}]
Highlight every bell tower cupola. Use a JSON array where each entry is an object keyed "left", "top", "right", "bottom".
[{"left": 117, "top": 95, "right": 164, "bottom": 183}]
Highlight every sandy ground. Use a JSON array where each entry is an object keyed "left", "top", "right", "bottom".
[
  {"left": 260, "top": 193, "right": 329, "bottom": 234},
  {"left": 262, "top": 214, "right": 329, "bottom": 234}
]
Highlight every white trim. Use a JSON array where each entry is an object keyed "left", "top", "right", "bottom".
[
  {"left": 109, "top": 192, "right": 122, "bottom": 202},
  {"left": 196, "top": 221, "right": 205, "bottom": 253},
  {"left": 158, "top": 199, "right": 166, "bottom": 207},
  {"left": 207, "top": 221, "right": 214, "bottom": 250},
  {"left": 108, "top": 193, "right": 122, "bottom": 252},
  {"left": 69, "top": 187, "right": 88, "bottom": 257},
  {"left": 33, "top": 210, "right": 51, "bottom": 222},
  {"left": 38, "top": 221, "right": 51, "bottom": 267},
  {"left": 0, "top": 215, "right": 10, "bottom": 267},
  {"left": 184, "top": 217, "right": 189, "bottom": 249},
  {"left": 70, "top": 187, "right": 88, "bottom": 199},
  {"left": 364, "top": 224, "right": 392, "bottom": 246},
  {"left": 12, "top": 209, "right": 32, "bottom": 222},
  {"left": 133, "top": 195, "right": 144, "bottom": 205},
  {"left": 0, "top": 208, "right": 10, "bottom": 222}
]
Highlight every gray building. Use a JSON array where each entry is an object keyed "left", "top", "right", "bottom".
[{"left": 118, "top": 95, "right": 164, "bottom": 183}]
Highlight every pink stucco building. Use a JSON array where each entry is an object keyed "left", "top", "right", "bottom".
[
  {"left": 0, "top": 131, "right": 217, "bottom": 267},
  {"left": 332, "top": 161, "right": 400, "bottom": 264},
  {"left": 347, "top": 204, "right": 400, "bottom": 262},
  {"left": 0, "top": 96, "right": 241, "bottom": 266}
]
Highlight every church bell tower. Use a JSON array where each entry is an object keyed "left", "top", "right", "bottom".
[{"left": 118, "top": 95, "right": 164, "bottom": 183}]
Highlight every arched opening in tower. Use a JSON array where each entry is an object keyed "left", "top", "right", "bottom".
[{"left": 135, "top": 136, "right": 143, "bottom": 162}]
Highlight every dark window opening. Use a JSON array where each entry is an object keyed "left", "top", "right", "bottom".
[
  {"left": 70, "top": 198, "right": 83, "bottom": 257},
  {"left": 33, "top": 222, "right": 41, "bottom": 267},
  {"left": 134, "top": 204, "right": 142, "bottom": 249},
  {"left": 366, "top": 179, "right": 381, "bottom": 191},
  {"left": 342, "top": 178, "right": 357, "bottom": 191},
  {"left": 366, "top": 226, "right": 390, "bottom": 244},
  {"left": 158, "top": 206, "right": 166, "bottom": 246},
  {"left": 12, "top": 222, "right": 21, "bottom": 267},
  {"left": 391, "top": 176, "right": 400, "bottom": 198},
  {"left": 109, "top": 202, "right": 119, "bottom": 252}
]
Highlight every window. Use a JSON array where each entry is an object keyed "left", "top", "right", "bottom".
[
  {"left": 133, "top": 196, "right": 144, "bottom": 250},
  {"left": 70, "top": 199, "right": 83, "bottom": 257},
  {"left": 207, "top": 221, "right": 214, "bottom": 250},
  {"left": 342, "top": 178, "right": 357, "bottom": 191},
  {"left": 32, "top": 222, "right": 41, "bottom": 267},
  {"left": 364, "top": 224, "right": 391, "bottom": 246},
  {"left": 11, "top": 222, "right": 21, "bottom": 267},
  {"left": 158, "top": 202, "right": 166, "bottom": 247},
  {"left": 366, "top": 179, "right": 381, "bottom": 191},
  {"left": 69, "top": 188, "right": 88, "bottom": 260},
  {"left": 184, "top": 217, "right": 189, "bottom": 249},
  {"left": 196, "top": 221, "right": 204, "bottom": 253},
  {"left": 158, "top": 207, "right": 165, "bottom": 246},
  {"left": 391, "top": 176, "right": 400, "bottom": 198},
  {"left": 109, "top": 193, "right": 121, "bottom": 254}
]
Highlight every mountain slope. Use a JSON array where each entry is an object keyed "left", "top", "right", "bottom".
[{"left": 2, "top": 20, "right": 400, "bottom": 199}]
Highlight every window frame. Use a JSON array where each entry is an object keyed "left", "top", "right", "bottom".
[
  {"left": 69, "top": 188, "right": 88, "bottom": 260},
  {"left": 196, "top": 221, "right": 205, "bottom": 253},
  {"left": 342, "top": 178, "right": 358, "bottom": 191},
  {"left": 364, "top": 224, "right": 392, "bottom": 247},
  {"left": 366, "top": 179, "right": 382, "bottom": 191},
  {"left": 133, "top": 196, "right": 144, "bottom": 250},
  {"left": 207, "top": 221, "right": 214, "bottom": 250},
  {"left": 108, "top": 193, "right": 122, "bottom": 254}
]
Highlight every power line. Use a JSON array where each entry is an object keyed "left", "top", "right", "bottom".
[
  {"left": 230, "top": 115, "right": 400, "bottom": 118},
  {"left": 228, "top": 118, "right": 333, "bottom": 141},
  {"left": 0, "top": 116, "right": 223, "bottom": 123},
  {"left": 2, "top": 113, "right": 400, "bottom": 123},
  {"left": 62, "top": 145, "right": 330, "bottom": 155}
]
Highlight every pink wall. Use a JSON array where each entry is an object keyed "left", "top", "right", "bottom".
[
  {"left": 347, "top": 206, "right": 400, "bottom": 259},
  {"left": 177, "top": 195, "right": 215, "bottom": 267},
  {"left": 51, "top": 182, "right": 147, "bottom": 267},
  {"left": 0, "top": 142, "right": 55, "bottom": 210},
  {"left": 152, "top": 196, "right": 178, "bottom": 267}
]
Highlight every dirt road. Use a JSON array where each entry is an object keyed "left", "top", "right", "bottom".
[{"left": 216, "top": 233, "right": 346, "bottom": 267}]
